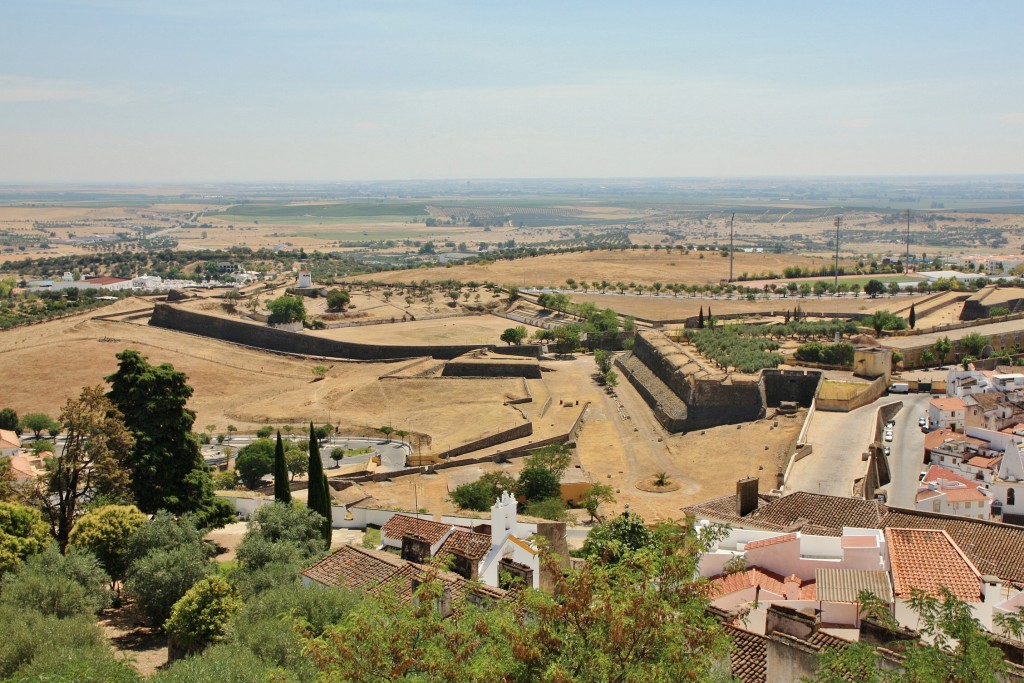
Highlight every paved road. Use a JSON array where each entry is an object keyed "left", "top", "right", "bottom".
[
  {"left": 787, "top": 399, "right": 880, "bottom": 497},
  {"left": 787, "top": 392, "right": 932, "bottom": 502},
  {"left": 885, "top": 393, "right": 931, "bottom": 507}
]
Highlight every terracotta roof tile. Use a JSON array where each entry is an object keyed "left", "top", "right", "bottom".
[
  {"left": 710, "top": 567, "right": 815, "bottom": 601},
  {"left": 723, "top": 625, "right": 767, "bottom": 683},
  {"left": 744, "top": 533, "right": 798, "bottom": 551},
  {"left": 301, "top": 544, "right": 406, "bottom": 590},
  {"left": 885, "top": 528, "right": 982, "bottom": 602},
  {"left": 880, "top": 510, "right": 1024, "bottom": 585},
  {"left": 931, "top": 397, "right": 966, "bottom": 411},
  {"left": 381, "top": 514, "right": 453, "bottom": 546},
  {"left": 436, "top": 530, "right": 492, "bottom": 561},
  {"left": 685, "top": 491, "right": 886, "bottom": 537}
]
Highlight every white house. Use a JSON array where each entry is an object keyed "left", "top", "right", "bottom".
[
  {"left": 378, "top": 493, "right": 541, "bottom": 590},
  {"left": 915, "top": 465, "right": 992, "bottom": 520},
  {"left": 930, "top": 396, "right": 967, "bottom": 432}
]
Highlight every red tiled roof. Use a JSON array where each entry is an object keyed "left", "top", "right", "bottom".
[
  {"left": 724, "top": 625, "right": 767, "bottom": 683},
  {"left": 301, "top": 544, "right": 405, "bottom": 590},
  {"left": 885, "top": 528, "right": 982, "bottom": 602},
  {"left": 966, "top": 455, "right": 1001, "bottom": 469},
  {"left": 710, "top": 567, "right": 816, "bottom": 601},
  {"left": 744, "top": 533, "right": 797, "bottom": 551},
  {"left": 436, "top": 530, "right": 492, "bottom": 561},
  {"left": 381, "top": 514, "right": 453, "bottom": 545},
  {"left": 0, "top": 429, "right": 19, "bottom": 450}
]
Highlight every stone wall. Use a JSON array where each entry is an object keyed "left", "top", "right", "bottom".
[
  {"left": 441, "top": 360, "right": 543, "bottom": 379},
  {"left": 761, "top": 369, "right": 821, "bottom": 407},
  {"left": 624, "top": 331, "right": 767, "bottom": 431},
  {"left": 149, "top": 303, "right": 491, "bottom": 360}
]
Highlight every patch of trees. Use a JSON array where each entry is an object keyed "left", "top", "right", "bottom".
[
  {"left": 861, "top": 310, "right": 908, "bottom": 336},
  {"left": 686, "top": 328, "right": 784, "bottom": 373},
  {"left": 448, "top": 444, "right": 594, "bottom": 522},
  {"left": 795, "top": 341, "right": 855, "bottom": 366}
]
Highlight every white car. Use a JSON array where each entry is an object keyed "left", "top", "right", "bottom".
[
  {"left": 883, "top": 446, "right": 891, "bottom": 456},
  {"left": 918, "top": 416, "right": 927, "bottom": 428},
  {"left": 884, "top": 431, "right": 894, "bottom": 442}
]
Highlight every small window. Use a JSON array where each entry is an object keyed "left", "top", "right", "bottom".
[
  {"left": 933, "top": 501, "right": 941, "bottom": 512},
  {"left": 1009, "top": 488, "right": 1016, "bottom": 506}
]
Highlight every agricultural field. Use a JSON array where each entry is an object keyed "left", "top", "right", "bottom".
[
  {"left": 314, "top": 314, "right": 537, "bottom": 346},
  {"left": 351, "top": 248, "right": 852, "bottom": 288}
]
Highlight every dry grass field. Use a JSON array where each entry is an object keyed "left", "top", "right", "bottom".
[
  {"left": 0, "top": 299, "right": 528, "bottom": 453},
  {"left": 314, "top": 314, "right": 536, "bottom": 346},
  {"left": 568, "top": 291, "right": 926, "bottom": 322},
  {"left": 352, "top": 249, "right": 852, "bottom": 288}
]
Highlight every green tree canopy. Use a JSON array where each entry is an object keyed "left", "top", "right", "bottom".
[
  {"left": 19, "top": 412, "right": 58, "bottom": 439},
  {"left": 106, "top": 350, "right": 233, "bottom": 529},
  {"left": 0, "top": 408, "right": 17, "bottom": 431},
  {"left": 235, "top": 438, "right": 275, "bottom": 489},
  {"left": 0, "top": 543, "right": 111, "bottom": 618},
  {"left": 68, "top": 504, "right": 147, "bottom": 583},
  {"left": 500, "top": 325, "right": 528, "bottom": 345},
  {"left": 449, "top": 471, "right": 518, "bottom": 512},
  {"left": 326, "top": 289, "right": 350, "bottom": 311},
  {"left": 165, "top": 574, "right": 242, "bottom": 651},
  {"left": 0, "top": 501, "right": 49, "bottom": 575},
  {"left": 267, "top": 295, "right": 306, "bottom": 325}
]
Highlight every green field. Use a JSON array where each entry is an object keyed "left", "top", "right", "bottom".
[{"left": 219, "top": 201, "right": 429, "bottom": 219}]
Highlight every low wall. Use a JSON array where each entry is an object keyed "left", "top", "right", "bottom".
[
  {"left": 441, "top": 360, "right": 542, "bottom": 379},
  {"left": 435, "top": 421, "right": 534, "bottom": 459},
  {"left": 816, "top": 376, "right": 888, "bottom": 412},
  {"left": 149, "top": 303, "right": 491, "bottom": 360}
]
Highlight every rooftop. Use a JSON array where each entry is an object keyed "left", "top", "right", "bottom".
[
  {"left": 931, "top": 397, "right": 966, "bottom": 411},
  {"left": 723, "top": 625, "right": 767, "bottom": 683},
  {"left": 710, "top": 567, "right": 816, "bottom": 601},
  {"left": 301, "top": 544, "right": 406, "bottom": 591},
  {"left": 381, "top": 514, "right": 454, "bottom": 546},
  {"left": 885, "top": 528, "right": 982, "bottom": 602},
  {"left": 815, "top": 568, "right": 893, "bottom": 604},
  {"left": 684, "top": 491, "right": 885, "bottom": 537},
  {"left": 436, "top": 529, "right": 492, "bottom": 561}
]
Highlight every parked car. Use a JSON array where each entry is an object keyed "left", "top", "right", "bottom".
[
  {"left": 884, "top": 431, "right": 894, "bottom": 442},
  {"left": 918, "top": 416, "right": 927, "bottom": 428},
  {"left": 883, "top": 446, "right": 891, "bottom": 456}
]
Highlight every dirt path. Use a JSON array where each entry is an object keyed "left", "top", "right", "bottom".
[{"left": 99, "top": 607, "right": 167, "bottom": 677}]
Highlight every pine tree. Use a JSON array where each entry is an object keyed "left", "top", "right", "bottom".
[
  {"left": 306, "top": 422, "right": 332, "bottom": 547},
  {"left": 697, "top": 307, "right": 704, "bottom": 329},
  {"left": 909, "top": 303, "right": 917, "bottom": 330},
  {"left": 273, "top": 431, "right": 291, "bottom": 504}
]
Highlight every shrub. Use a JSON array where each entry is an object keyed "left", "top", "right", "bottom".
[
  {"left": 0, "top": 501, "right": 50, "bottom": 575},
  {"left": 69, "top": 504, "right": 147, "bottom": 583},
  {"left": 124, "top": 545, "right": 213, "bottom": 627},
  {"left": 0, "top": 605, "right": 122, "bottom": 680},
  {"left": 448, "top": 472, "right": 518, "bottom": 512},
  {"left": 150, "top": 643, "right": 274, "bottom": 683},
  {"left": 255, "top": 426, "right": 273, "bottom": 438},
  {"left": 0, "top": 544, "right": 111, "bottom": 617},
  {"left": 523, "top": 497, "right": 571, "bottom": 522},
  {"left": 166, "top": 575, "right": 242, "bottom": 650}
]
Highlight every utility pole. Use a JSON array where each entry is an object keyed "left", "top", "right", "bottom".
[
  {"left": 905, "top": 209, "right": 911, "bottom": 275},
  {"left": 729, "top": 213, "right": 735, "bottom": 282},
  {"left": 834, "top": 215, "right": 842, "bottom": 291}
]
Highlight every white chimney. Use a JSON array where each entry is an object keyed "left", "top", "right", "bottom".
[
  {"left": 982, "top": 575, "right": 1003, "bottom": 604},
  {"left": 502, "top": 490, "right": 517, "bottom": 536},
  {"left": 491, "top": 496, "right": 505, "bottom": 547}
]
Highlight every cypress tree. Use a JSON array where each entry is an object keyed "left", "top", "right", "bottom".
[
  {"left": 273, "top": 431, "right": 291, "bottom": 504},
  {"left": 697, "top": 307, "right": 704, "bottom": 329},
  {"left": 909, "top": 303, "right": 917, "bottom": 330},
  {"left": 306, "top": 422, "right": 332, "bottom": 547}
]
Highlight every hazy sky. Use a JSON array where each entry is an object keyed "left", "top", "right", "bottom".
[{"left": 4, "top": 1, "right": 1024, "bottom": 182}]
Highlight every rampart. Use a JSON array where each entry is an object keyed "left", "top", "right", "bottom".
[
  {"left": 149, "top": 303, "right": 491, "bottom": 360},
  {"left": 623, "top": 331, "right": 819, "bottom": 432}
]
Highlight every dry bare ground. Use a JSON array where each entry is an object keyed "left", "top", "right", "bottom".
[{"left": 352, "top": 249, "right": 852, "bottom": 288}]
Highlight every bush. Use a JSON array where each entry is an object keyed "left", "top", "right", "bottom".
[
  {"left": 0, "top": 501, "right": 50, "bottom": 575},
  {"left": 69, "top": 504, "right": 147, "bottom": 583},
  {"left": 0, "top": 544, "right": 111, "bottom": 617},
  {"left": 255, "top": 426, "right": 273, "bottom": 439},
  {"left": 150, "top": 643, "right": 274, "bottom": 683},
  {"left": 0, "top": 606, "right": 122, "bottom": 680},
  {"left": 166, "top": 575, "right": 242, "bottom": 650},
  {"left": 581, "top": 512, "right": 655, "bottom": 562},
  {"left": 124, "top": 545, "right": 213, "bottom": 627},
  {"left": 236, "top": 502, "right": 326, "bottom": 570},
  {"left": 228, "top": 583, "right": 361, "bottom": 673},
  {"left": 448, "top": 472, "right": 518, "bottom": 512},
  {"left": 126, "top": 511, "right": 213, "bottom": 568},
  {"left": 523, "top": 497, "right": 571, "bottom": 522}
]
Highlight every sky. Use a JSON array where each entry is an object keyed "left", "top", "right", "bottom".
[{"left": 3, "top": 0, "right": 1024, "bottom": 182}]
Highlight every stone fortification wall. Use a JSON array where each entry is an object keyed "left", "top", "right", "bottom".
[
  {"left": 762, "top": 369, "right": 821, "bottom": 407},
  {"left": 626, "top": 331, "right": 765, "bottom": 431},
  {"left": 149, "top": 303, "right": 490, "bottom": 360},
  {"left": 441, "top": 360, "right": 542, "bottom": 379},
  {"left": 615, "top": 354, "right": 688, "bottom": 432}
]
